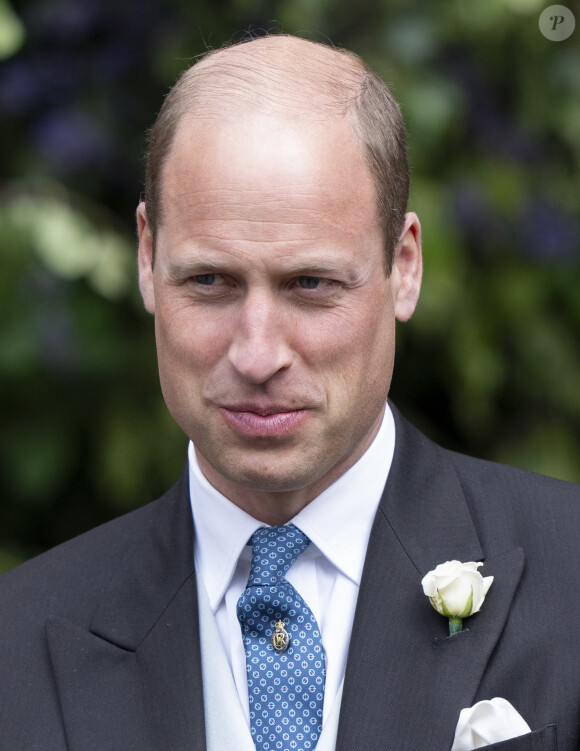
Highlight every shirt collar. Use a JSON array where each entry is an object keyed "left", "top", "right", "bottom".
[
  {"left": 291, "top": 404, "right": 395, "bottom": 584},
  {"left": 189, "top": 403, "right": 396, "bottom": 612},
  {"left": 188, "top": 452, "right": 259, "bottom": 612}
]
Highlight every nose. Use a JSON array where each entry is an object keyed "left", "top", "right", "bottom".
[{"left": 227, "top": 290, "right": 293, "bottom": 384}]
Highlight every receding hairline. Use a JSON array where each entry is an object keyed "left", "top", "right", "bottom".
[
  {"left": 145, "top": 34, "right": 409, "bottom": 273},
  {"left": 159, "top": 36, "right": 376, "bottom": 154}
]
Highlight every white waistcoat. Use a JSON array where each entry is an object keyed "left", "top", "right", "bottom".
[{"left": 196, "top": 569, "right": 343, "bottom": 751}]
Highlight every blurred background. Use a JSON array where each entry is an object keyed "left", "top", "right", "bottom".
[{"left": 1, "top": 0, "right": 579, "bottom": 572}]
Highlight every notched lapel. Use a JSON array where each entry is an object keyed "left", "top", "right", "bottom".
[
  {"left": 46, "top": 470, "right": 207, "bottom": 751},
  {"left": 337, "top": 411, "right": 525, "bottom": 751},
  {"left": 48, "top": 615, "right": 149, "bottom": 751},
  {"left": 47, "top": 572, "right": 205, "bottom": 751},
  {"left": 338, "top": 525, "right": 525, "bottom": 751}
]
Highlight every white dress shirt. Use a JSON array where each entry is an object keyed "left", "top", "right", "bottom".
[{"left": 189, "top": 402, "right": 395, "bottom": 725}]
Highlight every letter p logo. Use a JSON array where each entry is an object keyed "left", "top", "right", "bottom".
[{"left": 539, "top": 5, "right": 576, "bottom": 40}]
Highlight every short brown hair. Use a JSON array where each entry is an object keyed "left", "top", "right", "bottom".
[{"left": 144, "top": 35, "right": 409, "bottom": 274}]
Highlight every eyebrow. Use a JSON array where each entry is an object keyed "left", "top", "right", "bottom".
[
  {"left": 165, "top": 257, "right": 365, "bottom": 286},
  {"left": 165, "top": 258, "right": 230, "bottom": 283}
]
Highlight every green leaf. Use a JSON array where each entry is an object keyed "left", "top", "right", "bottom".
[
  {"left": 459, "top": 587, "right": 474, "bottom": 618},
  {"left": 0, "top": 0, "right": 25, "bottom": 60}
]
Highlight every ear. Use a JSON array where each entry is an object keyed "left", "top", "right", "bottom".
[
  {"left": 392, "top": 212, "right": 422, "bottom": 322},
  {"left": 136, "top": 202, "right": 156, "bottom": 315}
]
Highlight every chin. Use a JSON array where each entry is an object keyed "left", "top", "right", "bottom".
[
  {"left": 227, "top": 466, "right": 317, "bottom": 494},
  {"left": 215, "top": 449, "right": 326, "bottom": 494}
]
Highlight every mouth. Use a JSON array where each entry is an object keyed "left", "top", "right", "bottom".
[{"left": 218, "top": 404, "right": 310, "bottom": 438}]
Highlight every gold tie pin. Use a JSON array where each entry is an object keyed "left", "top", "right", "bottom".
[{"left": 272, "top": 620, "right": 290, "bottom": 652}]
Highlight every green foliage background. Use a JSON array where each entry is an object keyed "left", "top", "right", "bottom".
[{"left": 1, "top": 0, "right": 579, "bottom": 572}]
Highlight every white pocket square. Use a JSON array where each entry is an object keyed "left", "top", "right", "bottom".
[{"left": 451, "top": 697, "right": 532, "bottom": 751}]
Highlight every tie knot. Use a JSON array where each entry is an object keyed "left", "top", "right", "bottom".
[{"left": 247, "top": 524, "right": 310, "bottom": 587}]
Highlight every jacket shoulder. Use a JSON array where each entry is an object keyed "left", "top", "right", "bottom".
[
  {"left": 445, "top": 445, "right": 580, "bottom": 561},
  {"left": 447, "top": 447, "right": 580, "bottom": 510},
  {"left": 390, "top": 403, "right": 580, "bottom": 555},
  {"left": 0, "top": 468, "right": 189, "bottom": 623},
  {"left": 0, "top": 468, "right": 192, "bottom": 747}
]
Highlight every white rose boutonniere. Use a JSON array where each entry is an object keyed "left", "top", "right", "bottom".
[{"left": 422, "top": 560, "right": 493, "bottom": 635}]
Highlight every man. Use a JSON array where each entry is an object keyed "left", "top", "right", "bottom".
[{"left": 0, "top": 34, "right": 578, "bottom": 751}]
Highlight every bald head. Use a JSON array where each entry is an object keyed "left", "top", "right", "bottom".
[
  {"left": 144, "top": 35, "right": 409, "bottom": 272},
  {"left": 165, "top": 35, "right": 367, "bottom": 119}
]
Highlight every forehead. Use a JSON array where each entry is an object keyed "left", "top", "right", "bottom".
[{"left": 159, "top": 112, "right": 379, "bottom": 241}]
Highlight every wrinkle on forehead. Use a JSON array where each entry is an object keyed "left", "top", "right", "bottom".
[{"left": 161, "top": 113, "right": 379, "bottom": 242}]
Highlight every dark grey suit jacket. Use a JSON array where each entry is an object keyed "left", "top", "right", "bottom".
[{"left": 1, "top": 407, "right": 579, "bottom": 750}]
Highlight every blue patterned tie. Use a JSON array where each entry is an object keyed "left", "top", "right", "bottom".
[{"left": 237, "top": 525, "right": 326, "bottom": 751}]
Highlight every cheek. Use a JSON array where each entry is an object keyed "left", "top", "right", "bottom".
[
  {"left": 291, "top": 302, "right": 395, "bottom": 420},
  {"left": 298, "top": 298, "right": 395, "bottom": 373},
  {"left": 155, "top": 302, "right": 230, "bottom": 373}
]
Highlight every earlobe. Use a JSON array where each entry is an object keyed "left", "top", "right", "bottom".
[
  {"left": 393, "top": 212, "right": 422, "bottom": 322},
  {"left": 136, "top": 202, "right": 156, "bottom": 315}
]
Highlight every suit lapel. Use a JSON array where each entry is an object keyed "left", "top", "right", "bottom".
[
  {"left": 337, "top": 407, "right": 524, "bottom": 751},
  {"left": 45, "top": 408, "right": 525, "bottom": 750},
  {"left": 47, "top": 469, "right": 206, "bottom": 751}
]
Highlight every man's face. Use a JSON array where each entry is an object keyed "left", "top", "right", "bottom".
[{"left": 138, "top": 112, "right": 421, "bottom": 512}]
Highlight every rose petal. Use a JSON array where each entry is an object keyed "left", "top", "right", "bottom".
[{"left": 423, "top": 561, "right": 492, "bottom": 618}]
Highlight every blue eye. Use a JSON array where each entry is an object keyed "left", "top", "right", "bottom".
[
  {"left": 297, "top": 276, "right": 321, "bottom": 289},
  {"left": 195, "top": 274, "right": 217, "bottom": 285}
]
